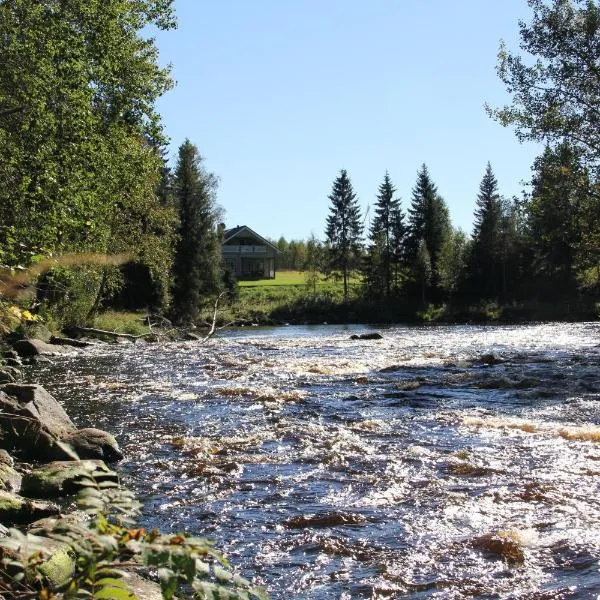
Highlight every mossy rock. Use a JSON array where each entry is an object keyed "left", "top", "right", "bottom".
[
  {"left": 0, "top": 463, "right": 21, "bottom": 492},
  {"left": 21, "top": 460, "right": 118, "bottom": 498},
  {"left": 38, "top": 542, "right": 76, "bottom": 589},
  {"left": 0, "top": 490, "right": 59, "bottom": 524}
]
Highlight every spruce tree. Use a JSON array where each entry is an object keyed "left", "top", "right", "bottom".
[
  {"left": 367, "top": 172, "right": 405, "bottom": 298},
  {"left": 325, "top": 169, "right": 363, "bottom": 302},
  {"left": 405, "top": 165, "right": 451, "bottom": 295},
  {"left": 526, "top": 145, "right": 582, "bottom": 294},
  {"left": 469, "top": 162, "right": 504, "bottom": 299},
  {"left": 171, "top": 140, "right": 222, "bottom": 325}
]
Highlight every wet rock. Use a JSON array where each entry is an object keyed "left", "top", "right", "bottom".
[
  {"left": 21, "top": 460, "right": 118, "bottom": 497},
  {"left": 3, "top": 357, "right": 22, "bottom": 367},
  {"left": 0, "top": 370, "right": 14, "bottom": 384},
  {"left": 49, "top": 335, "right": 92, "bottom": 348},
  {"left": 11, "top": 338, "right": 72, "bottom": 357},
  {"left": 121, "top": 571, "right": 165, "bottom": 600},
  {"left": 471, "top": 531, "right": 525, "bottom": 564},
  {"left": 478, "top": 353, "right": 502, "bottom": 365},
  {"left": 0, "top": 490, "right": 59, "bottom": 524},
  {"left": 184, "top": 331, "right": 202, "bottom": 341},
  {"left": 0, "top": 449, "right": 14, "bottom": 466},
  {"left": 350, "top": 332, "right": 383, "bottom": 341},
  {"left": 0, "top": 385, "right": 123, "bottom": 462},
  {"left": 283, "top": 511, "right": 367, "bottom": 528},
  {"left": 0, "top": 463, "right": 22, "bottom": 492},
  {"left": 1, "top": 349, "right": 19, "bottom": 360},
  {"left": 0, "top": 384, "right": 75, "bottom": 457},
  {"left": 59, "top": 428, "right": 124, "bottom": 462}
]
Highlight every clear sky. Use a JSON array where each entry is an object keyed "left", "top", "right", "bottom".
[{"left": 153, "top": 0, "right": 541, "bottom": 241}]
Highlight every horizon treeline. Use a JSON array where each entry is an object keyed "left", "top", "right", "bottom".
[{"left": 274, "top": 147, "right": 600, "bottom": 311}]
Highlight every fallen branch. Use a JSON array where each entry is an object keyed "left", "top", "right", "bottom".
[
  {"left": 72, "top": 326, "right": 154, "bottom": 341},
  {"left": 197, "top": 292, "right": 228, "bottom": 343}
]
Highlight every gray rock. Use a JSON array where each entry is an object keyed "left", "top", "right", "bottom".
[
  {"left": 3, "top": 357, "right": 22, "bottom": 367},
  {"left": 0, "top": 489, "right": 59, "bottom": 524},
  {"left": 21, "top": 460, "right": 118, "bottom": 497},
  {"left": 0, "top": 371, "right": 14, "bottom": 384},
  {"left": 0, "top": 384, "right": 75, "bottom": 438},
  {"left": 0, "top": 449, "right": 14, "bottom": 466},
  {"left": 0, "top": 464, "right": 22, "bottom": 492},
  {"left": 350, "top": 332, "right": 383, "bottom": 341},
  {"left": 59, "top": 428, "right": 123, "bottom": 462},
  {"left": 12, "top": 339, "right": 72, "bottom": 357}
]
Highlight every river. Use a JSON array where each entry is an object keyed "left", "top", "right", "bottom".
[{"left": 29, "top": 323, "right": 600, "bottom": 598}]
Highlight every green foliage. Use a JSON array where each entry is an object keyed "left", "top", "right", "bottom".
[
  {"left": 469, "top": 163, "right": 505, "bottom": 299},
  {"left": 171, "top": 140, "right": 223, "bottom": 325},
  {"left": 406, "top": 165, "right": 451, "bottom": 295},
  {"left": 325, "top": 170, "right": 363, "bottom": 302},
  {"left": 0, "top": 0, "right": 176, "bottom": 314},
  {"left": 488, "top": 0, "right": 600, "bottom": 179},
  {"left": 365, "top": 172, "right": 406, "bottom": 298},
  {"left": 0, "top": 464, "right": 268, "bottom": 600}
]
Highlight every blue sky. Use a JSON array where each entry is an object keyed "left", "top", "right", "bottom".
[{"left": 154, "top": 0, "right": 541, "bottom": 241}]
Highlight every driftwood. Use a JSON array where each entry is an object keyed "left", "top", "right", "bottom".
[{"left": 71, "top": 327, "right": 154, "bottom": 341}]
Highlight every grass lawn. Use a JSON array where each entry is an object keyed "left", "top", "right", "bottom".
[
  {"left": 238, "top": 270, "right": 362, "bottom": 288},
  {"left": 238, "top": 270, "right": 309, "bottom": 287}
]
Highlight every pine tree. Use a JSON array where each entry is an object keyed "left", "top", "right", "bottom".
[
  {"left": 367, "top": 172, "right": 405, "bottom": 298},
  {"left": 325, "top": 169, "right": 363, "bottom": 302},
  {"left": 405, "top": 165, "right": 451, "bottom": 295},
  {"left": 526, "top": 144, "right": 583, "bottom": 294},
  {"left": 171, "top": 140, "right": 222, "bottom": 324},
  {"left": 470, "top": 162, "right": 504, "bottom": 299}
]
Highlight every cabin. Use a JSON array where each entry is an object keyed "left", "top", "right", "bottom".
[{"left": 222, "top": 225, "right": 280, "bottom": 279}]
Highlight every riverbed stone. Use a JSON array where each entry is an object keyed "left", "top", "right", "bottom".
[
  {"left": 0, "top": 490, "right": 59, "bottom": 524},
  {"left": 38, "top": 541, "right": 76, "bottom": 589},
  {"left": 12, "top": 338, "right": 72, "bottom": 357},
  {"left": 0, "top": 384, "right": 75, "bottom": 458},
  {"left": 0, "top": 463, "right": 22, "bottom": 492},
  {"left": 0, "top": 370, "right": 14, "bottom": 384},
  {"left": 350, "top": 332, "right": 383, "bottom": 340},
  {"left": 59, "top": 428, "right": 124, "bottom": 462},
  {"left": 21, "top": 460, "right": 118, "bottom": 497}
]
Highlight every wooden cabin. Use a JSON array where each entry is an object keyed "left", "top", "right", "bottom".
[{"left": 222, "top": 225, "right": 280, "bottom": 279}]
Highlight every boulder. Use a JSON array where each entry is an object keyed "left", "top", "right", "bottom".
[
  {"left": 21, "top": 460, "right": 118, "bottom": 497},
  {"left": 59, "top": 428, "right": 123, "bottom": 462},
  {"left": 0, "top": 490, "right": 59, "bottom": 524},
  {"left": 0, "top": 449, "right": 14, "bottom": 466},
  {"left": 11, "top": 339, "right": 72, "bottom": 357},
  {"left": 0, "top": 463, "right": 21, "bottom": 492},
  {"left": 0, "top": 371, "right": 14, "bottom": 384},
  {"left": 0, "top": 385, "right": 123, "bottom": 462},
  {"left": 350, "top": 332, "right": 383, "bottom": 341}
]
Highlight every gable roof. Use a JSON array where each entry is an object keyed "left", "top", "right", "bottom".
[{"left": 223, "top": 225, "right": 280, "bottom": 253}]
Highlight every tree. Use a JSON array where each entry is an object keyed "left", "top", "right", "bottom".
[
  {"left": 438, "top": 228, "right": 469, "bottom": 304},
  {"left": 325, "top": 170, "right": 363, "bottom": 302},
  {"left": 366, "top": 172, "right": 406, "bottom": 298},
  {"left": 415, "top": 239, "right": 432, "bottom": 305},
  {"left": 304, "top": 233, "right": 324, "bottom": 295},
  {"left": 171, "top": 140, "right": 222, "bottom": 324},
  {"left": 488, "top": 0, "right": 600, "bottom": 179},
  {"left": 0, "top": 0, "right": 176, "bottom": 320},
  {"left": 525, "top": 144, "right": 584, "bottom": 293},
  {"left": 469, "top": 163, "right": 504, "bottom": 299},
  {"left": 405, "top": 165, "right": 451, "bottom": 295}
]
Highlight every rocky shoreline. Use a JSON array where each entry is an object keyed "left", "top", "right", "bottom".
[{"left": 0, "top": 335, "right": 167, "bottom": 598}]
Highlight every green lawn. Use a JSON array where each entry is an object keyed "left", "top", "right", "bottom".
[
  {"left": 238, "top": 270, "right": 361, "bottom": 288},
  {"left": 238, "top": 270, "right": 309, "bottom": 287}
]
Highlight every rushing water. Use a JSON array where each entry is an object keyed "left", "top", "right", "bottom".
[{"left": 28, "top": 323, "right": 600, "bottom": 599}]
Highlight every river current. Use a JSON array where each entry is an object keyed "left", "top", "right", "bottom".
[{"left": 30, "top": 323, "right": 600, "bottom": 599}]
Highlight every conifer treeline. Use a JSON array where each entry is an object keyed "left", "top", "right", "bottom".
[{"left": 316, "top": 149, "right": 599, "bottom": 308}]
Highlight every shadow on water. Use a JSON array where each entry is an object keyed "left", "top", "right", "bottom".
[{"left": 29, "top": 322, "right": 600, "bottom": 598}]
